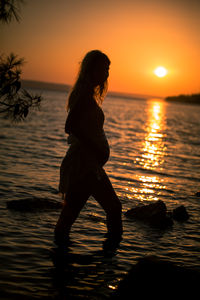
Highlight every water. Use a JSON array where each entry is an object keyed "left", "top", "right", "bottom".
[{"left": 0, "top": 89, "right": 200, "bottom": 299}]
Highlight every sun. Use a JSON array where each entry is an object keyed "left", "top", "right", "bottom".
[{"left": 154, "top": 66, "right": 167, "bottom": 78}]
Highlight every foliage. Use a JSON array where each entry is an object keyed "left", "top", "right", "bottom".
[
  {"left": 0, "top": 53, "right": 42, "bottom": 121},
  {"left": 0, "top": 1, "right": 43, "bottom": 121},
  {"left": 0, "top": 0, "right": 24, "bottom": 23},
  {"left": 165, "top": 93, "right": 200, "bottom": 105}
]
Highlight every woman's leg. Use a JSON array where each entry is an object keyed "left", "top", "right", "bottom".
[
  {"left": 91, "top": 169, "right": 123, "bottom": 241},
  {"left": 54, "top": 181, "right": 91, "bottom": 244},
  {"left": 55, "top": 170, "right": 123, "bottom": 245}
]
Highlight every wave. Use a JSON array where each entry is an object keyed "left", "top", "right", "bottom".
[{"left": 109, "top": 164, "right": 200, "bottom": 185}]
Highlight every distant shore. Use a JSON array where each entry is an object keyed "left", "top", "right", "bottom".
[
  {"left": 21, "top": 79, "right": 71, "bottom": 93},
  {"left": 22, "top": 79, "right": 200, "bottom": 105},
  {"left": 165, "top": 93, "right": 200, "bottom": 105},
  {"left": 21, "top": 79, "right": 153, "bottom": 101}
]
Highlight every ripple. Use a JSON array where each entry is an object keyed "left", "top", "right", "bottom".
[{"left": 0, "top": 93, "right": 200, "bottom": 299}]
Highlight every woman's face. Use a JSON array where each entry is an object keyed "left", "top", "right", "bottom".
[{"left": 98, "top": 62, "right": 110, "bottom": 83}]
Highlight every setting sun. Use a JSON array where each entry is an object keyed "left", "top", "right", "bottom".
[{"left": 154, "top": 67, "right": 168, "bottom": 78}]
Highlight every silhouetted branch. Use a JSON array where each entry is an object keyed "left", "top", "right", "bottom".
[
  {"left": 0, "top": 0, "right": 24, "bottom": 23},
  {"left": 0, "top": 53, "right": 42, "bottom": 121},
  {"left": 0, "top": 2, "right": 43, "bottom": 121}
]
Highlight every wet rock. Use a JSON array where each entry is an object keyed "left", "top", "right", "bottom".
[
  {"left": 172, "top": 205, "right": 189, "bottom": 221},
  {"left": 111, "top": 255, "right": 200, "bottom": 299},
  {"left": 125, "top": 200, "right": 173, "bottom": 228},
  {"left": 7, "top": 198, "right": 62, "bottom": 212}
]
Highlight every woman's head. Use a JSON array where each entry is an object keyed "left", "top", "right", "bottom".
[
  {"left": 80, "top": 50, "right": 110, "bottom": 90},
  {"left": 68, "top": 50, "right": 110, "bottom": 110}
]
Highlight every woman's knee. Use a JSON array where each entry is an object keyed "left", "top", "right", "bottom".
[
  {"left": 115, "top": 199, "right": 122, "bottom": 214},
  {"left": 107, "top": 197, "right": 122, "bottom": 216}
]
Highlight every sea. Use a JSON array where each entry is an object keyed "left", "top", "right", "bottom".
[{"left": 0, "top": 86, "right": 200, "bottom": 299}]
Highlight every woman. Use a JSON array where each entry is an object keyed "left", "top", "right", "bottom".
[{"left": 55, "top": 50, "right": 123, "bottom": 248}]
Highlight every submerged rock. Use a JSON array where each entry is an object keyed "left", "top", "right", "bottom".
[
  {"left": 172, "top": 205, "right": 189, "bottom": 221},
  {"left": 125, "top": 200, "right": 173, "bottom": 228},
  {"left": 111, "top": 255, "right": 200, "bottom": 299},
  {"left": 7, "top": 198, "right": 62, "bottom": 212}
]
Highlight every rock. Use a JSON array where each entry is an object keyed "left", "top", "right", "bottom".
[
  {"left": 111, "top": 255, "right": 200, "bottom": 299},
  {"left": 195, "top": 191, "right": 200, "bottom": 197},
  {"left": 172, "top": 205, "right": 189, "bottom": 221},
  {"left": 125, "top": 200, "right": 173, "bottom": 228},
  {"left": 7, "top": 198, "right": 62, "bottom": 212}
]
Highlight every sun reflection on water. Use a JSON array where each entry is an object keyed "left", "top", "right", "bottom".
[
  {"left": 142, "top": 101, "right": 166, "bottom": 170},
  {"left": 133, "top": 100, "right": 167, "bottom": 202}
]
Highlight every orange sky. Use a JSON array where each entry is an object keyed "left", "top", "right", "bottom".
[{"left": 1, "top": 0, "right": 200, "bottom": 97}]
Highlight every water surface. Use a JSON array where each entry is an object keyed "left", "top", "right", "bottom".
[{"left": 0, "top": 90, "right": 200, "bottom": 299}]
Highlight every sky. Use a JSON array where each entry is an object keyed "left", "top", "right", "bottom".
[{"left": 1, "top": 0, "right": 200, "bottom": 97}]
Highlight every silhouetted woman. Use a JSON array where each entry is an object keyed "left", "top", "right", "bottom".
[{"left": 55, "top": 50, "right": 123, "bottom": 248}]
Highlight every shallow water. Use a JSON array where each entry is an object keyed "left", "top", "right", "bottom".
[{"left": 0, "top": 89, "right": 200, "bottom": 299}]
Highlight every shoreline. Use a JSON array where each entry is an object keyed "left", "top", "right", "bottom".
[
  {"left": 21, "top": 79, "right": 157, "bottom": 100},
  {"left": 22, "top": 79, "right": 200, "bottom": 105},
  {"left": 165, "top": 93, "right": 200, "bottom": 105}
]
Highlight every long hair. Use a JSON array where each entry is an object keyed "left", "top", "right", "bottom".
[{"left": 67, "top": 50, "right": 110, "bottom": 111}]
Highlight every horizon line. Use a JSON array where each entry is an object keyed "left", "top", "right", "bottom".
[{"left": 21, "top": 78, "right": 163, "bottom": 100}]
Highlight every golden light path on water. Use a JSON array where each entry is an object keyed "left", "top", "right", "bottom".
[
  {"left": 142, "top": 101, "right": 166, "bottom": 169},
  {"left": 126, "top": 100, "right": 167, "bottom": 202}
]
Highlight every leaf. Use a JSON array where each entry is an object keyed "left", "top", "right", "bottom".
[
  {"left": 14, "top": 80, "right": 21, "bottom": 92},
  {"left": 23, "top": 107, "right": 28, "bottom": 118},
  {"left": 14, "top": 103, "right": 20, "bottom": 115}
]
